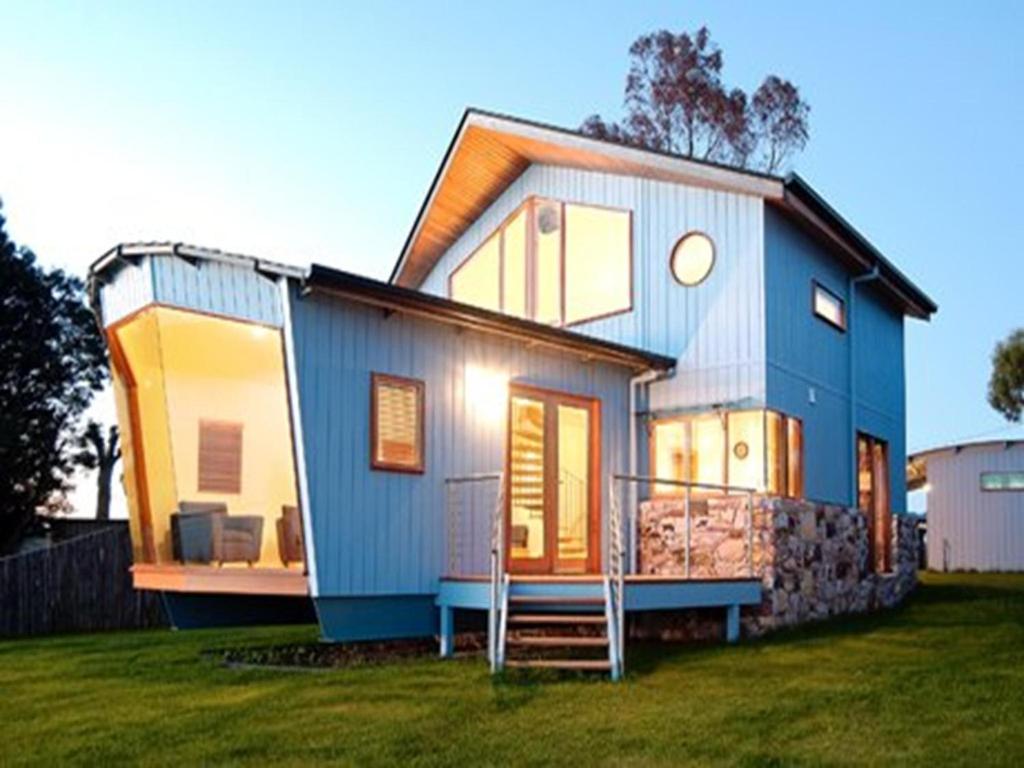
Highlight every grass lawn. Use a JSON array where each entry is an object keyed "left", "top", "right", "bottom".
[{"left": 2, "top": 572, "right": 1023, "bottom": 766}]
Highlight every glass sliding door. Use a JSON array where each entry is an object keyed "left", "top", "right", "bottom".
[{"left": 507, "top": 387, "right": 599, "bottom": 574}]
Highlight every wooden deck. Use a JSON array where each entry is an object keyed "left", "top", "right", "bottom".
[{"left": 132, "top": 564, "right": 309, "bottom": 596}]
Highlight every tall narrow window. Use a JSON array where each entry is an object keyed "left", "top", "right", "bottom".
[
  {"left": 502, "top": 209, "right": 528, "bottom": 318},
  {"left": 198, "top": 420, "right": 243, "bottom": 493},
  {"left": 563, "top": 203, "right": 632, "bottom": 325},
  {"left": 813, "top": 281, "right": 846, "bottom": 331},
  {"left": 371, "top": 374, "right": 425, "bottom": 473},
  {"left": 450, "top": 233, "right": 500, "bottom": 312},
  {"left": 534, "top": 200, "right": 563, "bottom": 325},
  {"left": 786, "top": 417, "right": 804, "bottom": 498}
]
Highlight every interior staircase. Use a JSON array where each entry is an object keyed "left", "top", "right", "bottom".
[{"left": 498, "top": 577, "right": 616, "bottom": 674}]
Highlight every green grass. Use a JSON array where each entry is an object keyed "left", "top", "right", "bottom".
[{"left": 2, "top": 572, "right": 1023, "bottom": 767}]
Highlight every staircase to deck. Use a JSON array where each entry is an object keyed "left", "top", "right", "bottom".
[{"left": 498, "top": 577, "right": 617, "bottom": 675}]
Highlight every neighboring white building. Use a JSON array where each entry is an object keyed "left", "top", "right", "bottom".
[{"left": 909, "top": 440, "right": 1024, "bottom": 571}]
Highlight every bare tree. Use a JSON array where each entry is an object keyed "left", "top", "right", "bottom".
[
  {"left": 581, "top": 26, "right": 810, "bottom": 173},
  {"left": 74, "top": 421, "right": 121, "bottom": 521}
]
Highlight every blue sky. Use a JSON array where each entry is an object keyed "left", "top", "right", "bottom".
[{"left": 2, "top": 0, "right": 1023, "bottom": 473}]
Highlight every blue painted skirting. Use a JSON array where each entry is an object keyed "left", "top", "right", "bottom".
[
  {"left": 437, "top": 578, "right": 762, "bottom": 613},
  {"left": 161, "top": 593, "right": 316, "bottom": 629},
  {"left": 315, "top": 595, "right": 438, "bottom": 642}
]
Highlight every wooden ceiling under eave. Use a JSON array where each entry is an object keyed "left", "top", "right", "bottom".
[{"left": 395, "top": 115, "right": 784, "bottom": 289}]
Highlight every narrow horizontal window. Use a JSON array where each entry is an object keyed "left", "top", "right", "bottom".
[
  {"left": 813, "top": 281, "right": 846, "bottom": 331},
  {"left": 371, "top": 373, "right": 425, "bottom": 473},
  {"left": 198, "top": 420, "right": 243, "bottom": 493},
  {"left": 981, "top": 471, "right": 1024, "bottom": 492}
]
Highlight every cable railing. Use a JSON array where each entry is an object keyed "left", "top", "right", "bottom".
[
  {"left": 444, "top": 472, "right": 503, "bottom": 578},
  {"left": 611, "top": 474, "right": 758, "bottom": 579},
  {"left": 607, "top": 474, "right": 626, "bottom": 679}
]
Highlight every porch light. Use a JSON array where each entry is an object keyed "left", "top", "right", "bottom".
[{"left": 464, "top": 365, "right": 508, "bottom": 420}]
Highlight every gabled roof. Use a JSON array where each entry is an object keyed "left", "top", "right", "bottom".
[{"left": 391, "top": 108, "right": 937, "bottom": 320}]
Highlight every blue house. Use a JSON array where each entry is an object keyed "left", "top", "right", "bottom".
[{"left": 89, "top": 110, "right": 935, "bottom": 677}]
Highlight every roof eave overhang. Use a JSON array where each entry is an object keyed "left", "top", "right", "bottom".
[
  {"left": 390, "top": 108, "right": 786, "bottom": 289},
  {"left": 777, "top": 176, "right": 937, "bottom": 320},
  {"left": 308, "top": 263, "right": 674, "bottom": 374}
]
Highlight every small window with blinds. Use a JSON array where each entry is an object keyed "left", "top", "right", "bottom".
[
  {"left": 371, "top": 373, "right": 425, "bottom": 473},
  {"left": 198, "top": 420, "right": 243, "bottom": 493}
]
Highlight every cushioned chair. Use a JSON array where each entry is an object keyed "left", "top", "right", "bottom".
[
  {"left": 171, "top": 501, "right": 264, "bottom": 566},
  {"left": 276, "top": 505, "right": 304, "bottom": 566}
]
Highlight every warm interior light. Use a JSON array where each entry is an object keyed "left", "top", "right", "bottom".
[{"left": 464, "top": 365, "right": 508, "bottom": 420}]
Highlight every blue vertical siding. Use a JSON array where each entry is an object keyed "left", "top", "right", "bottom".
[
  {"left": 99, "top": 257, "right": 155, "bottom": 326},
  {"left": 99, "top": 253, "right": 284, "bottom": 329},
  {"left": 764, "top": 206, "right": 907, "bottom": 512},
  {"left": 288, "top": 283, "right": 634, "bottom": 598},
  {"left": 151, "top": 255, "right": 283, "bottom": 326}
]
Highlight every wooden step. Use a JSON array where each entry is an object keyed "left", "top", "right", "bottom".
[
  {"left": 509, "top": 614, "right": 607, "bottom": 625},
  {"left": 508, "top": 595, "right": 604, "bottom": 605},
  {"left": 507, "top": 635, "right": 608, "bottom": 648},
  {"left": 505, "top": 659, "right": 612, "bottom": 671}
]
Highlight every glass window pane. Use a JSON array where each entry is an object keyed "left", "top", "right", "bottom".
[
  {"left": 563, "top": 203, "right": 631, "bottom": 325},
  {"left": 373, "top": 376, "right": 423, "bottom": 471},
  {"left": 653, "top": 420, "right": 688, "bottom": 496},
  {"left": 510, "top": 397, "right": 545, "bottom": 560},
  {"left": 727, "top": 411, "right": 765, "bottom": 491},
  {"left": 115, "top": 307, "right": 300, "bottom": 569},
  {"left": 814, "top": 283, "right": 845, "bottom": 329},
  {"left": 534, "top": 200, "right": 562, "bottom": 325},
  {"left": 451, "top": 233, "right": 500, "bottom": 311},
  {"left": 766, "top": 411, "right": 785, "bottom": 496},
  {"left": 502, "top": 209, "right": 527, "bottom": 318},
  {"left": 787, "top": 417, "right": 804, "bottom": 498},
  {"left": 981, "top": 471, "right": 1024, "bottom": 491},
  {"left": 691, "top": 414, "right": 725, "bottom": 488},
  {"left": 557, "top": 405, "right": 590, "bottom": 562}
]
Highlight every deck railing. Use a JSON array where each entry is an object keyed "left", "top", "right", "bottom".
[
  {"left": 444, "top": 472, "right": 503, "bottom": 578},
  {"left": 611, "top": 474, "right": 758, "bottom": 579},
  {"left": 444, "top": 472, "right": 505, "bottom": 670}
]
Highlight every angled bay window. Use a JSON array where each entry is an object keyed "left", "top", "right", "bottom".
[
  {"left": 107, "top": 306, "right": 302, "bottom": 571},
  {"left": 448, "top": 197, "right": 632, "bottom": 326},
  {"left": 651, "top": 409, "right": 804, "bottom": 498}
]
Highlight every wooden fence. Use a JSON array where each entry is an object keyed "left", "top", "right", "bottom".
[{"left": 0, "top": 524, "right": 167, "bottom": 637}]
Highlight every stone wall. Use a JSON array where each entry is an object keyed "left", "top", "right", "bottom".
[{"left": 634, "top": 496, "right": 918, "bottom": 640}]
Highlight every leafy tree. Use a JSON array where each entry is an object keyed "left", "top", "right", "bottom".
[
  {"left": 0, "top": 198, "right": 108, "bottom": 552},
  {"left": 988, "top": 329, "right": 1024, "bottom": 422},
  {"left": 581, "top": 26, "right": 810, "bottom": 173},
  {"left": 74, "top": 421, "right": 121, "bottom": 521}
]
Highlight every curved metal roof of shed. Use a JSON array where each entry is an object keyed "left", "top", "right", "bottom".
[
  {"left": 390, "top": 108, "right": 937, "bottom": 320},
  {"left": 910, "top": 438, "right": 1024, "bottom": 462}
]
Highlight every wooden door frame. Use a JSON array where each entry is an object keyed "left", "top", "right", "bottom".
[{"left": 506, "top": 383, "right": 602, "bottom": 575}]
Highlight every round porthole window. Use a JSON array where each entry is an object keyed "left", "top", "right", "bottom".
[
  {"left": 733, "top": 441, "right": 750, "bottom": 460},
  {"left": 671, "top": 232, "right": 715, "bottom": 286}
]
